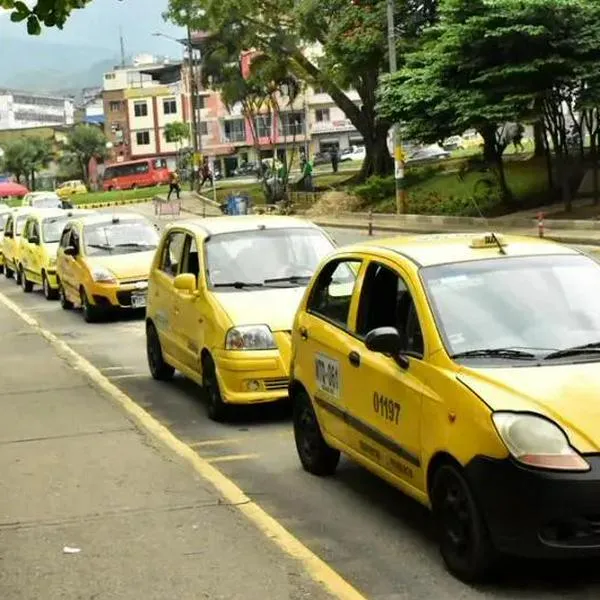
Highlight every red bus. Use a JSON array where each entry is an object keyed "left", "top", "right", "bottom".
[{"left": 102, "top": 158, "right": 170, "bottom": 191}]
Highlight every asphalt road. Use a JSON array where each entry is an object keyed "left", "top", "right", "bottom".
[{"left": 4, "top": 218, "right": 600, "bottom": 599}]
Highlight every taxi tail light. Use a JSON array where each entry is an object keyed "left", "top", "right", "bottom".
[{"left": 492, "top": 411, "right": 590, "bottom": 473}]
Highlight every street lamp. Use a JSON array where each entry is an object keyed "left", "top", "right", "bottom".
[{"left": 152, "top": 30, "right": 202, "bottom": 190}]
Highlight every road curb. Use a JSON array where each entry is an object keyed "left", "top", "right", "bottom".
[{"left": 82, "top": 197, "right": 152, "bottom": 209}]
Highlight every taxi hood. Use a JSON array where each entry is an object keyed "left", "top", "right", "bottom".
[
  {"left": 86, "top": 250, "right": 154, "bottom": 280},
  {"left": 457, "top": 364, "right": 600, "bottom": 452},
  {"left": 214, "top": 287, "right": 306, "bottom": 332}
]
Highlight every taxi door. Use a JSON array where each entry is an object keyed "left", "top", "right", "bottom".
[
  {"left": 343, "top": 259, "right": 427, "bottom": 491},
  {"left": 172, "top": 233, "right": 205, "bottom": 374},
  {"left": 20, "top": 218, "right": 33, "bottom": 276},
  {"left": 57, "top": 226, "right": 79, "bottom": 301},
  {"left": 3, "top": 215, "right": 15, "bottom": 270},
  {"left": 149, "top": 229, "right": 187, "bottom": 360},
  {"left": 28, "top": 219, "right": 43, "bottom": 284},
  {"left": 294, "top": 256, "right": 365, "bottom": 444}
]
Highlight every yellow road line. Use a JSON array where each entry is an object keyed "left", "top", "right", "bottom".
[
  {"left": 190, "top": 431, "right": 292, "bottom": 448},
  {"left": 206, "top": 453, "right": 260, "bottom": 464},
  {"left": 0, "top": 291, "right": 367, "bottom": 600}
]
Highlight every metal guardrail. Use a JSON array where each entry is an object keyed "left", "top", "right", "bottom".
[{"left": 153, "top": 197, "right": 182, "bottom": 217}]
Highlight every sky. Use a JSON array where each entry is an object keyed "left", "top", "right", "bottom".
[{"left": 0, "top": 0, "right": 184, "bottom": 57}]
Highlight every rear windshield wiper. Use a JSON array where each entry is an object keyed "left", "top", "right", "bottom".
[
  {"left": 544, "top": 342, "right": 600, "bottom": 360},
  {"left": 212, "top": 281, "right": 264, "bottom": 289},
  {"left": 451, "top": 348, "right": 536, "bottom": 360}
]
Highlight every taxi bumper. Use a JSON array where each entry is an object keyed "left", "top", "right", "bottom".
[
  {"left": 213, "top": 349, "right": 289, "bottom": 404},
  {"left": 465, "top": 455, "right": 600, "bottom": 558},
  {"left": 89, "top": 279, "right": 149, "bottom": 310}
]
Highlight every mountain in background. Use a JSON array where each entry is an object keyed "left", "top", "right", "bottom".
[{"left": 0, "top": 37, "right": 120, "bottom": 96}]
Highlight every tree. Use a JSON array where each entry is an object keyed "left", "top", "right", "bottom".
[
  {"left": 164, "top": 121, "right": 190, "bottom": 169},
  {"left": 64, "top": 124, "right": 107, "bottom": 185},
  {"left": 26, "top": 136, "right": 54, "bottom": 190},
  {"left": 378, "top": 0, "right": 600, "bottom": 207},
  {"left": 0, "top": 0, "right": 96, "bottom": 34},
  {"left": 2, "top": 138, "right": 32, "bottom": 184},
  {"left": 165, "top": 0, "right": 439, "bottom": 182}
]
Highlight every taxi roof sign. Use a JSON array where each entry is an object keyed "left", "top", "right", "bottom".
[{"left": 470, "top": 233, "right": 507, "bottom": 250}]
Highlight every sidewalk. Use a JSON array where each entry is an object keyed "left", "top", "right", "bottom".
[{"left": 0, "top": 303, "right": 333, "bottom": 600}]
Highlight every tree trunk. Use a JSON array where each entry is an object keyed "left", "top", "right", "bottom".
[
  {"left": 533, "top": 121, "right": 545, "bottom": 157},
  {"left": 30, "top": 169, "right": 36, "bottom": 191},
  {"left": 481, "top": 125, "right": 512, "bottom": 202},
  {"left": 541, "top": 125, "right": 554, "bottom": 190},
  {"left": 353, "top": 125, "right": 393, "bottom": 182}
]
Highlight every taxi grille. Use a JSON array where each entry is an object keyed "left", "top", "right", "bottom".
[{"left": 264, "top": 377, "right": 289, "bottom": 390}]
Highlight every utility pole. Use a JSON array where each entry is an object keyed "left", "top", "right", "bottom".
[
  {"left": 186, "top": 24, "right": 200, "bottom": 192},
  {"left": 119, "top": 27, "right": 126, "bottom": 67},
  {"left": 386, "top": 0, "right": 406, "bottom": 214}
]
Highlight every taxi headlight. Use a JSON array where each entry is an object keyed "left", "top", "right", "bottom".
[
  {"left": 91, "top": 266, "right": 117, "bottom": 283},
  {"left": 492, "top": 412, "right": 589, "bottom": 472},
  {"left": 225, "top": 325, "right": 277, "bottom": 351}
]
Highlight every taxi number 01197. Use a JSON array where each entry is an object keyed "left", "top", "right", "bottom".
[
  {"left": 373, "top": 392, "right": 400, "bottom": 425},
  {"left": 315, "top": 353, "right": 340, "bottom": 398}
]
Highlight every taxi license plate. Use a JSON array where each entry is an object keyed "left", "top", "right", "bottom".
[{"left": 131, "top": 292, "right": 147, "bottom": 308}]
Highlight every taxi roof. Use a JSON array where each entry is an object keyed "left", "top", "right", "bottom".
[
  {"left": 67, "top": 211, "right": 147, "bottom": 226},
  {"left": 349, "top": 233, "right": 579, "bottom": 267},
  {"left": 170, "top": 215, "right": 323, "bottom": 237},
  {"left": 26, "top": 207, "right": 92, "bottom": 220}
]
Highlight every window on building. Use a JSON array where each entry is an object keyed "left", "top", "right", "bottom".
[
  {"left": 280, "top": 112, "right": 305, "bottom": 137},
  {"left": 199, "top": 122, "right": 208, "bottom": 136},
  {"left": 136, "top": 130, "right": 150, "bottom": 145},
  {"left": 13, "top": 111, "right": 64, "bottom": 123},
  {"left": 134, "top": 101, "right": 148, "bottom": 117},
  {"left": 104, "top": 73, "right": 116, "bottom": 80},
  {"left": 163, "top": 98, "right": 177, "bottom": 115},
  {"left": 223, "top": 119, "right": 246, "bottom": 143},
  {"left": 315, "top": 108, "right": 330, "bottom": 123},
  {"left": 254, "top": 115, "right": 272, "bottom": 138},
  {"left": 109, "top": 101, "right": 122, "bottom": 112},
  {"left": 192, "top": 95, "right": 205, "bottom": 110}
]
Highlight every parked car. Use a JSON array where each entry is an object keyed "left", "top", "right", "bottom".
[
  {"left": 442, "top": 135, "right": 465, "bottom": 151},
  {"left": 21, "top": 192, "right": 62, "bottom": 209},
  {"left": 340, "top": 146, "right": 366, "bottom": 162},
  {"left": 406, "top": 145, "right": 451, "bottom": 164},
  {"left": 56, "top": 180, "right": 88, "bottom": 198}
]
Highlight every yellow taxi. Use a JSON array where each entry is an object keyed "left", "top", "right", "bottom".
[
  {"left": 56, "top": 180, "right": 87, "bottom": 198},
  {"left": 56, "top": 212, "right": 159, "bottom": 322},
  {"left": 0, "top": 204, "right": 12, "bottom": 275},
  {"left": 18, "top": 208, "right": 94, "bottom": 299},
  {"left": 146, "top": 215, "right": 337, "bottom": 421},
  {"left": 2, "top": 207, "right": 35, "bottom": 283},
  {"left": 290, "top": 232, "right": 600, "bottom": 582}
]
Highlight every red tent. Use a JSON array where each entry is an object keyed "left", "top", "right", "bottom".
[{"left": 0, "top": 182, "right": 28, "bottom": 197}]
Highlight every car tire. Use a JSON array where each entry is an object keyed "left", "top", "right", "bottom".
[
  {"left": 42, "top": 273, "right": 58, "bottom": 300},
  {"left": 4, "top": 264, "right": 12, "bottom": 279},
  {"left": 0, "top": 263, "right": 4, "bottom": 275},
  {"left": 431, "top": 463, "right": 497, "bottom": 583},
  {"left": 58, "top": 279, "right": 73, "bottom": 310},
  {"left": 80, "top": 287, "right": 102, "bottom": 323},
  {"left": 21, "top": 267, "right": 33, "bottom": 293},
  {"left": 15, "top": 265, "right": 22, "bottom": 286},
  {"left": 146, "top": 321, "right": 174, "bottom": 381},
  {"left": 202, "top": 357, "right": 228, "bottom": 422},
  {"left": 293, "top": 389, "right": 340, "bottom": 476}
]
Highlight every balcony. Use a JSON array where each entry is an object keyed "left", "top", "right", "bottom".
[{"left": 310, "top": 119, "right": 357, "bottom": 135}]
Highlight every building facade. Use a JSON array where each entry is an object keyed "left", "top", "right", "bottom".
[{"left": 0, "top": 90, "right": 74, "bottom": 131}]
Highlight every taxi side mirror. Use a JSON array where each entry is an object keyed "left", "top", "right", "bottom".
[
  {"left": 174, "top": 273, "right": 197, "bottom": 293},
  {"left": 365, "top": 327, "right": 409, "bottom": 370},
  {"left": 4, "top": 231, "right": 12, "bottom": 238},
  {"left": 28, "top": 234, "right": 40, "bottom": 245},
  {"left": 63, "top": 246, "right": 77, "bottom": 257}
]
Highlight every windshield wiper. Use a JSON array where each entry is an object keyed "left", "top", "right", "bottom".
[
  {"left": 544, "top": 342, "right": 600, "bottom": 360},
  {"left": 87, "top": 243, "right": 113, "bottom": 250},
  {"left": 451, "top": 348, "right": 536, "bottom": 360},
  {"left": 263, "top": 275, "right": 311, "bottom": 285},
  {"left": 213, "top": 281, "right": 264, "bottom": 289},
  {"left": 113, "top": 242, "right": 156, "bottom": 248}
]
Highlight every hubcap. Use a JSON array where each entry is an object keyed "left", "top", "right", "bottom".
[{"left": 440, "top": 478, "right": 472, "bottom": 558}]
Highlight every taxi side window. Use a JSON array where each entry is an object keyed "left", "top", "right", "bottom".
[
  {"left": 5, "top": 217, "right": 13, "bottom": 236},
  {"left": 356, "top": 262, "right": 424, "bottom": 357},
  {"left": 32, "top": 221, "right": 40, "bottom": 240},
  {"left": 180, "top": 234, "right": 199, "bottom": 283},
  {"left": 71, "top": 229, "right": 80, "bottom": 253},
  {"left": 59, "top": 227, "right": 71, "bottom": 248},
  {"left": 307, "top": 259, "right": 361, "bottom": 328},
  {"left": 22, "top": 220, "right": 31, "bottom": 239},
  {"left": 160, "top": 231, "right": 186, "bottom": 277}
]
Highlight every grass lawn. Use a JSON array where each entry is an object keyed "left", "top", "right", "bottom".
[{"left": 72, "top": 185, "right": 171, "bottom": 205}]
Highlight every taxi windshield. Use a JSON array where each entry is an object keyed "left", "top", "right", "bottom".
[
  {"left": 83, "top": 220, "right": 159, "bottom": 256},
  {"left": 0, "top": 212, "right": 8, "bottom": 231},
  {"left": 15, "top": 215, "right": 28, "bottom": 235},
  {"left": 32, "top": 195, "right": 60, "bottom": 209},
  {"left": 205, "top": 227, "right": 335, "bottom": 288},
  {"left": 42, "top": 216, "right": 69, "bottom": 243},
  {"left": 421, "top": 254, "right": 600, "bottom": 361}
]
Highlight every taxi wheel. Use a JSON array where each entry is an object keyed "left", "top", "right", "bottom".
[
  {"left": 202, "top": 357, "right": 228, "bottom": 422},
  {"left": 80, "top": 288, "right": 102, "bottom": 323},
  {"left": 431, "top": 464, "right": 496, "bottom": 583},
  {"left": 293, "top": 390, "right": 340, "bottom": 476},
  {"left": 146, "top": 322, "right": 174, "bottom": 381},
  {"left": 59, "top": 280, "right": 73, "bottom": 310},
  {"left": 15, "top": 266, "right": 22, "bottom": 286},
  {"left": 43, "top": 274, "right": 58, "bottom": 300},
  {"left": 0, "top": 264, "right": 3, "bottom": 275},
  {"left": 21, "top": 268, "right": 33, "bottom": 293},
  {"left": 4, "top": 265, "right": 12, "bottom": 279}
]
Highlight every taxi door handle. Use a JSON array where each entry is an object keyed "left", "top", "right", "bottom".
[
  {"left": 299, "top": 326, "right": 308, "bottom": 340},
  {"left": 348, "top": 351, "right": 360, "bottom": 367}
]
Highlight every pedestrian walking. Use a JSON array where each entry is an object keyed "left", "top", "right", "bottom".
[
  {"left": 330, "top": 148, "right": 339, "bottom": 173},
  {"left": 303, "top": 157, "right": 314, "bottom": 191},
  {"left": 199, "top": 159, "right": 213, "bottom": 189},
  {"left": 167, "top": 169, "right": 181, "bottom": 201}
]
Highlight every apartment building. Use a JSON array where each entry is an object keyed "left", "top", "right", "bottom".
[{"left": 0, "top": 90, "right": 74, "bottom": 131}]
